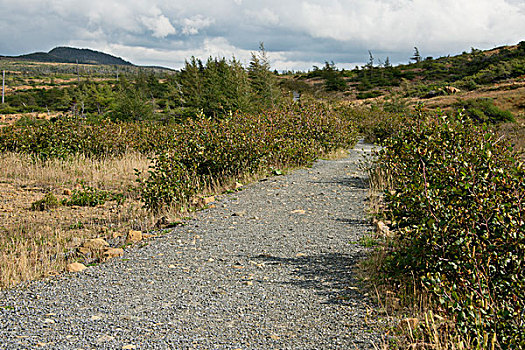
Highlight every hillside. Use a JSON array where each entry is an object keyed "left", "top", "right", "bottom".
[
  {"left": 281, "top": 41, "right": 525, "bottom": 102},
  {"left": 8, "top": 46, "right": 133, "bottom": 66}
]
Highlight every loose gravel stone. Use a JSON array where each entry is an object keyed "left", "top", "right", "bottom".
[{"left": 0, "top": 142, "right": 380, "bottom": 349}]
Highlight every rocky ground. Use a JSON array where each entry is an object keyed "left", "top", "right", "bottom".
[{"left": 0, "top": 142, "right": 381, "bottom": 349}]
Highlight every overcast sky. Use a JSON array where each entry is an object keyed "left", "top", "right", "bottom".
[{"left": 1, "top": 0, "right": 524, "bottom": 71}]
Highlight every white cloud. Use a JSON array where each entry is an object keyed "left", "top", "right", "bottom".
[
  {"left": 141, "top": 14, "right": 176, "bottom": 38},
  {"left": 181, "top": 15, "right": 214, "bottom": 35},
  {"left": 292, "top": 0, "right": 525, "bottom": 52},
  {"left": 245, "top": 8, "right": 280, "bottom": 26}
]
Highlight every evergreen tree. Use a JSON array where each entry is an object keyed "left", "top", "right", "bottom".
[
  {"left": 225, "top": 57, "right": 252, "bottom": 113},
  {"left": 180, "top": 57, "right": 204, "bottom": 110},
  {"left": 322, "top": 61, "right": 347, "bottom": 91},
  {"left": 248, "top": 43, "right": 280, "bottom": 110},
  {"left": 365, "top": 51, "right": 374, "bottom": 79},
  {"left": 202, "top": 57, "right": 223, "bottom": 117},
  {"left": 110, "top": 76, "right": 155, "bottom": 121},
  {"left": 411, "top": 47, "right": 422, "bottom": 63},
  {"left": 384, "top": 57, "right": 391, "bottom": 68}
]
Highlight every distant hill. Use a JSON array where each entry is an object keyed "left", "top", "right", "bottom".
[
  {"left": 10, "top": 46, "right": 133, "bottom": 66},
  {"left": 281, "top": 41, "right": 525, "bottom": 99}
]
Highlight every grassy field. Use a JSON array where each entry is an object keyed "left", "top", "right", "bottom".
[{"left": 0, "top": 151, "right": 154, "bottom": 288}]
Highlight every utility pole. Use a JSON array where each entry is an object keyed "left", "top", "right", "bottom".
[
  {"left": 2, "top": 70, "right": 5, "bottom": 104},
  {"left": 76, "top": 60, "right": 80, "bottom": 83}
]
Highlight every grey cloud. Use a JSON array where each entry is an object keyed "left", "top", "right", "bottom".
[{"left": 0, "top": 0, "right": 524, "bottom": 71}]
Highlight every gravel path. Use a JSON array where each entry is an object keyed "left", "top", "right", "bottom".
[{"left": 1, "top": 142, "right": 380, "bottom": 349}]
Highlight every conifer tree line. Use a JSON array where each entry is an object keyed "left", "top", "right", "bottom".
[
  {"left": 179, "top": 43, "right": 280, "bottom": 118},
  {"left": 0, "top": 43, "right": 282, "bottom": 121}
]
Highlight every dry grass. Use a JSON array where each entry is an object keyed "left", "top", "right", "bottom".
[
  {"left": 320, "top": 148, "right": 350, "bottom": 160},
  {"left": 498, "top": 116, "right": 525, "bottom": 156},
  {"left": 0, "top": 151, "right": 149, "bottom": 191},
  {"left": 0, "top": 151, "right": 156, "bottom": 289}
]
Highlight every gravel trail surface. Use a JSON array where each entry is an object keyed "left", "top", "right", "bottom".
[{"left": 1, "top": 143, "right": 380, "bottom": 349}]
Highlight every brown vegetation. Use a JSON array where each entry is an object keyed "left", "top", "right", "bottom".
[{"left": 0, "top": 152, "right": 153, "bottom": 289}]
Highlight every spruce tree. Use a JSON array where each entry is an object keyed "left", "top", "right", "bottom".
[
  {"left": 229, "top": 58, "right": 252, "bottom": 113},
  {"left": 322, "top": 61, "right": 347, "bottom": 91},
  {"left": 180, "top": 57, "right": 204, "bottom": 110},
  {"left": 248, "top": 43, "right": 280, "bottom": 110},
  {"left": 411, "top": 47, "right": 422, "bottom": 63}
]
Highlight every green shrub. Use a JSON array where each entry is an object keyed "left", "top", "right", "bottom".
[
  {"left": 31, "top": 193, "right": 61, "bottom": 211},
  {"left": 356, "top": 90, "right": 382, "bottom": 99},
  {"left": 455, "top": 98, "right": 515, "bottom": 124},
  {"left": 138, "top": 102, "right": 357, "bottom": 212},
  {"left": 62, "top": 183, "right": 117, "bottom": 207},
  {"left": 0, "top": 117, "right": 174, "bottom": 159},
  {"left": 0, "top": 102, "right": 357, "bottom": 213},
  {"left": 375, "top": 113, "right": 524, "bottom": 348},
  {"left": 14, "top": 116, "right": 49, "bottom": 127},
  {"left": 338, "top": 105, "right": 412, "bottom": 143}
]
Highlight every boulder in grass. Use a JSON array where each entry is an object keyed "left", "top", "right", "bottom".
[
  {"left": 67, "top": 262, "right": 87, "bottom": 272},
  {"left": 127, "top": 230, "right": 143, "bottom": 243}
]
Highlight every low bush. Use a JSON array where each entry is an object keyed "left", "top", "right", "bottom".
[
  {"left": 62, "top": 183, "right": 122, "bottom": 207},
  {"left": 454, "top": 98, "right": 515, "bottom": 124},
  {"left": 30, "top": 193, "right": 61, "bottom": 211},
  {"left": 356, "top": 90, "right": 383, "bottom": 99},
  {"left": 337, "top": 105, "right": 411, "bottom": 143},
  {"left": 374, "top": 112, "right": 524, "bottom": 348},
  {"left": 0, "top": 117, "right": 172, "bottom": 159},
  {"left": 0, "top": 102, "right": 357, "bottom": 212},
  {"left": 139, "top": 102, "right": 357, "bottom": 212}
]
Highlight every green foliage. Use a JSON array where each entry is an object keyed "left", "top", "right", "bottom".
[
  {"left": 410, "top": 47, "right": 422, "bottom": 63},
  {"left": 62, "top": 182, "right": 122, "bottom": 207},
  {"left": 0, "top": 117, "right": 174, "bottom": 159},
  {"left": 375, "top": 113, "right": 524, "bottom": 348},
  {"left": 454, "top": 98, "right": 515, "bottom": 124},
  {"left": 177, "top": 47, "right": 280, "bottom": 118},
  {"left": 30, "top": 193, "right": 61, "bottom": 211},
  {"left": 138, "top": 102, "right": 357, "bottom": 212},
  {"left": 356, "top": 90, "right": 382, "bottom": 99},
  {"left": 321, "top": 62, "right": 348, "bottom": 91},
  {"left": 248, "top": 43, "right": 282, "bottom": 110},
  {"left": 110, "top": 78, "right": 155, "bottom": 121},
  {"left": 14, "top": 116, "right": 49, "bottom": 127},
  {"left": 0, "top": 100, "right": 357, "bottom": 212},
  {"left": 338, "top": 104, "right": 410, "bottom": 143}
]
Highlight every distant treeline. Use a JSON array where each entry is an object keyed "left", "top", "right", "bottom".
[
  {"left": 285, "top": 41, "right": 525, "bottom": 98},
  {"left": 1, "top": 45, "right": 282, "bottom": 121}
]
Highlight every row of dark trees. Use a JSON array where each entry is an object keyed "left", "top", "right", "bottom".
[
  {"left": 179, "top": 44, "right": 280, "bottom": 118},
  {"left": 1, "top": 44, "right": 282, "bottom": 121}
]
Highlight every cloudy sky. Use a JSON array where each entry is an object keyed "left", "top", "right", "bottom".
[{"left": 1, "top": 0, "right": 524, "bottom": 71}]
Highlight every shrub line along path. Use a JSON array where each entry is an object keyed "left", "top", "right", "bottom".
[{"left": 1, "top": 142, "right": 380, "bottom": 349}]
